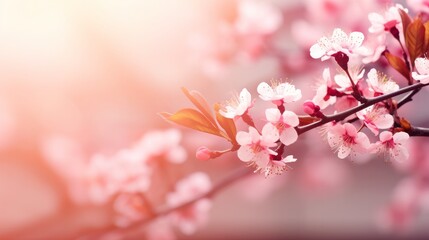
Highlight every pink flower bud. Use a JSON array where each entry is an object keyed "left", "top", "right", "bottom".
[
  {"left": 303, "top": 101, "right": 320, "bottom": 115},
  {"left": 196, "top": 146, "right": 211, "bottom": 161}
]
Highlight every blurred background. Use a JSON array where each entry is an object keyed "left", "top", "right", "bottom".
[{"left": 0, "top": 0, "right": 428, "bottom": 239}]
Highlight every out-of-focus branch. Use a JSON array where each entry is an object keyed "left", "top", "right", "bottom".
[{"left": 81, "top": 167, "right": 253, "bottom": 239}]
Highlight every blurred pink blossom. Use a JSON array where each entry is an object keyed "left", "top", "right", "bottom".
[{"left": 166, "top": 172, "right": 212, "bottom": 235}]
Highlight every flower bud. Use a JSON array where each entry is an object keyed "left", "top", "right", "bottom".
[
  {"left": 303, "top": 101, "right": 320, "bottom": 115},
  {"left": 196, "top": 146, "right": 212, "bottom": 161}
]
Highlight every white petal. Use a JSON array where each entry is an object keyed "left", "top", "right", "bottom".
[
  {"left": 415, "top": 57, "right": 429, "bottom": 75},
  {"left": 239, "top": 88, "right": 252, "bottom": 106},
  {"left": 337, "top": 145, "right": 351, "bottom": 159},
  {"left": 310, "top": 39, "right": 329, "bottom": 59},
  {"left": 331, "top": 28, "right": 348, "bottom": 46},
  {"left": 257, "top": 82, "right": 274, "bottom": 100},
  {"left": 348, "top": 31, "right": 364, "bottom": 48},
  {"left": 412, "top": 72, "right": 429, "bottom": 84},
  {"left": 282, "top": 155, "right": 297, "bottom": 163}
]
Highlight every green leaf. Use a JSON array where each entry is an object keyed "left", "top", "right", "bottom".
[{"left": 159, "top": 108, "right": 222, "bottom": 137}]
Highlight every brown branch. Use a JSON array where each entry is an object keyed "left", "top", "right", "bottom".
[
  {"left": 408, "top": 126, "right": 429, "bottom": 137},
  {"left": 297, "top": 83, "right": 428, "bottom": 135}
]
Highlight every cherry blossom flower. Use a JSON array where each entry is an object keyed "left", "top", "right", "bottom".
[
  {"left": 114, "top": 193, "right": 148, "bottom": 227},
  {"left": 327, "top": 123, "right": 370, "bottom": 159},
  {"left": 360, "top": 34, "right": 387, "bottom": 64},
  {"left": 312, "top": 68, "right": 338, "bottom": 109},
  {"left": 412, "top": 57, "right": 429, "bottom": 84},
  {"left": 265, "top": 108, "right": 299, "bottom": 146},
  {"left": 310, "top": 28, "right": 365, "bottom": 61},
  {"left": 236, "top": 124, "right": 279, "bottom": 169},
  {"left": 366, "top": 68, "right": 399, "bottom": 96},
  {"left": 166, "top": 172, "right": 212, "bottom": 235},
  {"left": 368, "top": 4, "right": 408, "bottom": 35},
  {"left": 235, "top": 0, "right": 283, "bottom": 36},
  {"left": 334, "top": 67, "right": 365, "bottom": 93},
  {"left": 139, "top": 129, "right": 187, "bottom": 164},
  {"left": 219, "top": 88, "right": 253, "bottom": 119},
  {"left": 356, "top": 106, "right": 394, "bottom": 135},
  {"left": 257, "top": 81, "right": 302, "bottom": 105},
  {"left": 374, "top": 131, "right": 409, "bottom": 162},
  {"left": 263, "top": 155, "right": 297, "bottom": 178}
]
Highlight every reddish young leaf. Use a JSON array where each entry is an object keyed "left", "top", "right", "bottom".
[
  {"left": 298, "top": 116, "right": 319, "bottom": 126},
  {"left": 399, "top": 117, "right": 411, "bottom": 131},
  {"left": 159, "top": 108, "right": 222, "bottom": 137},
  {"left": 405, "top": 18, "right": 425, "bottom": 66},
  {"left": 214, "top": 103, "right": 237, "bottom": 144},
  {"left": 424, "top": 21, "right": 429, "bottom": 53},
  {"left": 384, "top": 51, "right": 410, "bottom": 80},
  {"left": 181, "top": 87, "right": 217, "bottom": 127},
  {"left": 399, "top": 8, "right": 411, "bottom": 36}
]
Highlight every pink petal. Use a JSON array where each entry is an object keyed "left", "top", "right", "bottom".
[
  {"left": 279, "top": 127, "right": 298, "bottom": 146},
  {"left": 373, "top": 114, "right": 394, "bottom": 129},
  {"left": 282, "top": 111, "right": 299, "bottom": 127},
  {"left": 261, "top": 123, "right": 279, "bottom": 146},
  {"left": 265, "top": 108, "right": 281, "bottom": 123},
  {"left": 236, "top": 131, "right": 252, "bottom": 146},
  {"left": 344, "top": 123, "right": 357, "bottom": 137},
  {"left": 237, "top": 146, "right": 254, "bottom": 162},
  {"left": 252, "top": 151, "right": 270, "bottom": 168},
  {"left": 393, "top": 132, "right": 409, "bottom": 143},
  {"left": 379, "top": 131, "right": 393, "bottom": 142},
  {"left": 248, "top": 127, "right": 261, "bottom": 141},
  {"left": 390, "top": 145, "right": 409, "bottom": 162},
  {"left": 356, "top": 132, "right": 370, "bottom": 149}
]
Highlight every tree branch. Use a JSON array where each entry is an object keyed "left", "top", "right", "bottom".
[
  {"left": 297, "top": 83, "right": 428, "bottom": 135},
  {"left": 408, "top": 126, "right": 429, "bottom": 137},
  {"left": 81, "top": 167, "right": 253, "bottom": 239}
]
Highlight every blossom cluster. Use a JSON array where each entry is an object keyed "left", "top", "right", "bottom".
[
  {"left": 163, "top": 1, "right": 429, "bottom": 233},
  {"left": 43, "top": 129, "right": 211, "bottom": 239}
]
